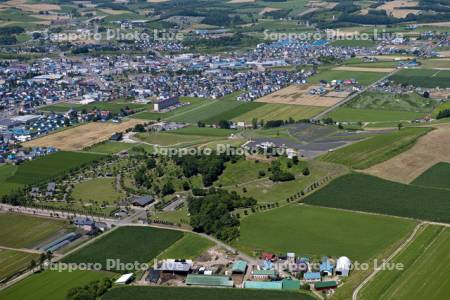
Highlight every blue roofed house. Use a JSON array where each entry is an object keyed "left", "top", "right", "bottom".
[
  {"left": 304, "top": 272, "right": 321, "bottom": 282},
  {"left": 320, "top": 256, "right": 334, "bottom": 276}
]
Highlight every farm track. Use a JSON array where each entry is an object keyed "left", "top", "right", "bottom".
[{"left": 352, "top": 222, "right": 424, "bottom": 300}]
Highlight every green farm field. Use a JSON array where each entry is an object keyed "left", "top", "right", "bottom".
[
  {"left": 0, "top": 164, "right": 21, "bottom": 196},
  {"left": 157, "top": 233, "right": 214, "bottom": 260},
  {"left": 0, "top": 213, "right": 71, "bottom": 248},
  {"left": 85, "top": 141, "right": 134, "bottom": 154},
  {"left": 360, "top": 225, "right": 449, "bottom": 300},
  {"left": 40, "top": 101, "right": 147, "bottom": 114},
  {"left": 6, "top": 151, "right": 105, "bottom": 185},
  {"left": 328, "top": 108, "right": 424, "bottom": 122},
  {"left": 72, "top": 178, "right": 124, "bottom": 204},
  {"left": 304, "top": 173, "right": 450, "bottom": 223},
  {"left": 135, "top": 132, "right": 221, "bottom": 147},
  {"left": 308, "top": 70, "right": 386, "bottom": 86},
  {"left": 389, "top": 69, "right": 450, "bottom": 88},
  {"left": 62, "top": 226, "right": 183, "bottom": 271},
  {"left": 234, "top": 205, "right": 416, "bottom": 262},
  {"left": 0, "top": 249, "right": 38, "bottom": 281},
  {"left": 320, "top": 127, "right": 431, "bottom": 169},
  {"left": 233, "top": 104, "right": 325, "bottom": 123},
  {"left": 169, "top": 127, "right": 236, "bottom": 137},
  {"left": 0, "top": 270, "right": 113, "bottom": 300},
  {"left": 411, "top": 162, "right": 450, "bottom": 189},
  {"left": 103, "top": 286, "right": 315, "bottom": 300}
]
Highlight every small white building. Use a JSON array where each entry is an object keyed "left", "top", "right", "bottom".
[
  {"left": 335, "top": 256, "right": 351, "bottom": 277},
  {"left": 115, "top": 273, "right": 134, "bottom": 285}
]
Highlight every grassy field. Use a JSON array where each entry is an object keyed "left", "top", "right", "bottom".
[
  {"left": 40, "top": 101, "right": 147, "bottom": 114},
  {"left": 328, "top": 108, "right": 425, "bottom": 122},
  {"left": 72, "top": 178, "right": 124, "bottom": 204},
  {"left": 411, "top": 162, "right": 450, "bottom": 189},
  {"left": 320, "top": 127, "right": 431, "bottom": 169},
  {"left": 330, "top": 39, "right": 376, "bottom": 47},
  {"left": 0, "top": 249, "right": 39, "bottom": 281},
  {"left": 0, "top": 164, "right": 21, "bottom": 196},
  {"left": 168, "top": 127, "right": 236, "bottom": 137},
  {"left": 135, "top": 132, "right": 220, "bottom": 147},
  {"left": 215, "top": 159, "right": 270, "bottom": 187},
  {"left": 234, "top": 205, "right": 416, "bottom": 262},
  {"left": 85, "top": 141, "right": 134, "bottom": 154},
  {"left": 6, "top": 151, "right": 105, "bottom": 185},
  {"left": 62, "top": 226, "right": 183, "bottom": 271},
  {"left": 389, "top": 69, "right": 450, "bottom": 88},
  {"left": 308, "top": 70, "right": 386, "bottom": 86},
  {"left": 103, "top": 286, "right": 315, "bottom": 300},
  {"left": 360, "top": 225, "right": 449, "bottom": 300},
  {"left": 432, "top": 101, "right": 450, "bottom": 117},
  {"left": 157, "top": 233, "right": 214, "bottom": 260},
  {"left": 344, "top": 91, "right": 437, "bottom": 112},
  {"left": 304, "top": 173, "right": 450, "bottom": 223},
  {"left": 0, "top": 270, "right": 113, "bottom": 300},
  {"left": 233, "top": 104, "right": 325, "bottom": 122},
  {"left": 0, "top": 213, "right": 71, "bottom": 248}
]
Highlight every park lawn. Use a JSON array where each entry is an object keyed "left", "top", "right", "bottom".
[
  {"left": 227, "top": 161, "right": 347, "bottom": 204},
  {"left": 0, "top": 270, "right": 113, "bottom": 300},
  {"left": 234, "top": 205, "right": 416, "bottom": 262},
  {"left": 62, "top": 226, "right": 183, "bottom": 271},
  {"left": 389, "top": 69, "right": 450, "bottom": 88},
  {"left": 360, "top": 225, "right": 449, "bottom": 300},
  {"left": 215, "top": 159, "right": 270, "bottom": 187},
  {"left": 72, "top": 177, "right": 124, "bottom": 204},
  {"left": 233, "top": 104, "right": 325, "bottom": 123},
  {"left": 0, "top": 249, "right": 39, "bottom": 281},
  {"left": 411, "top": 162, "right": 450, "bottom": 189},
  {"left": 344, "top": 91, "right": 437, "bottom": 113},
  {"left": 328, "top": 108, "right": 425, "bottom": 122},
  {"left": 103, "top": 286, "right": 315, "bottom": 300},
  {"left": 320, "top": 127, "right": 431, "bottom": 169},
  {"left": 157, "top": 233, "right": 214, "bottom": 260},
  {"left": 308, "top": 70, "right": 385, "bottom": 86},
  {"left": 6, "top": 151, "right": 105, "bottom": 185},
  {"left": 304, "top": 173, "right": 450, "bottom": 223},
  {"left": 0, "top": 213, "right": 71, "bottom": 248}
]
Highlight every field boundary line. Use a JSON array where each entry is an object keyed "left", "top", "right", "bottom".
[{"left": 352, "top": 222, "right": 424, "bottom": 300}]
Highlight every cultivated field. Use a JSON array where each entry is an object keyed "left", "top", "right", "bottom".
[
  {"left": 62, "top": 226, "right": 183, "bottom": 271},
  {"left": 363, "top": 124, "right": 450, "bottom": 183},
  {"left": 157, "top": 233, "right": 214, "bottom": 260},
  {"left": 103, "top": 286, "right": 315, "bottom": 300},
  {"left": 332, "top": 66, "right": 395, "bottom": 73},
  {"left": 233, "top": 103, "right": 325, "bottom": 122},
  {"left": 0, "top": 0, "right": 60, "bottom": 13},
  {"left": 6, "top": 151, "right": 104, "bottom": 185},
  {"left": 411, "top": 162, "right": 450, "bottom": 189},
  {"left": 0, "top": 249, "right": 38, "bottom": 281},
  {"left": 256, "top": 84, "right": 348, "bottom": 107},
  {"left": 377, "top": 0, "right": 420, "bottom": 18},
  {"left": 23, "top": 119, "right": 143, "bottom": 151},
  {"left": 304, "top": 173, "right": 450, "bottom": 223},
  {"left": 320, "top": 127, "right": 431, "bottom": 169},
  {"left": 389, "top": 69, "right": 450, "bottom": 88},
  {"left": 360, "top": 225, "right": 450, "bottom": 300},
  {"left": 328, "top": 107, "right": 424, "bottom": 122},
  {"left": 0, "top": 213, "right": 71, "bottom": 248},
  {"left": 0, "top": 270, "right": 113, "bottom": 300},
  {"left": 234, "top": 205, "right": 416, "bottom": 262},
  {"left": 308, "top": 70, "right": 386, "bottom": 85}
]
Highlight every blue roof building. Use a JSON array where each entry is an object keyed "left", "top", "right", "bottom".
[
  {"left": 304, "top": 272, "right": 321, "bottom": 282},
  {"left": 320, "top": 257, "right": 334, "bottom": 275}
]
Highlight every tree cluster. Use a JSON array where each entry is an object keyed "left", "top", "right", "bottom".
[{"left": 66, "top": 278, "right": 112, "bottom": 300}]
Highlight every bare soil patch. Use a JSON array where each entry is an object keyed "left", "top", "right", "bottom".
[
  {"left": 23, "top": 119, "right": 142, "bottom": 151},
  {"left": 0, "top": 0, "right": 60, "bottom": 12},
  {"left": 377, "top": 0, "right": 420, "bottom": 18},
  {"left": 362, "top": 123, "right": 450, "bottom": 183},
  {"left": 259, "top": 7, "right": 280, "bottom": 15},
  {"left": 256, "top": 84, "right": 349, "bottom": 107}
]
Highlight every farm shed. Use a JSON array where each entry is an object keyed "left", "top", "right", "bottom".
[
  {"left": 303, "top": 272, "right": 321, "bottom": 282},
  {"left": 158, "top": 260, "right": 192, "bottom": 274},
  {"left": 232, "top": 260, "right": 248, "bottom": 273},
  {"left": 115, "top": 273, "right": 134, "bottom": 285},
  {"left": 185, "top": 274, "right": 234, "bottom": 287},
  {"left": 132, "top": 195, "right": 154, "bottom": 207},
  {"left": 244, "top": 281, "right": 283, "bottom": 290},
  {"left": 145, "top": 268, "right": 160, "bottom": 283},
  {"left": 314, "top": 280, "right": 337, "bottom": 290},
  {"left": 336, "top": 256, "right": 351, "bottom": 276},
  {"left": 282, "top": 279, "right": 301, "bottom": 290},
  {"left": 251, "top": 269, "right": 276, "bottom": 280}
]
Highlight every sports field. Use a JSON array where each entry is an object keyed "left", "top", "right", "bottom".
[
  {"left": 62, "top": 226, "right": 183, "bottom": 271},
  {"left": 232, "top": 103, "right": 325, "bottom": 122},
  {"left": 0, "top": 213, "right": 70, "bottom": 248},
  {"left": 234, "top": 205, "right": 416, "bottom": 262},
  {"left": 157, "top": 233, "right": 214, "bottom": 260},
  {"left": 389, "top": 69, "right": 450, "bottom": 88},
  {"left": 304, "top": 173, "right": 450, "bottom": 223},
  {"left": 308, "top": 70, "right": 386, "bottom": 85},
  {"left": 23, "top": 119, "right": 143, "bottom": 151},
  {"left": 360, "top": 225, "right": 450, "bottom": 300},
  {"left": 103, "top": 286, "right": 315, "bottom": 300},
  {"left": 320, "top": 127, "right": 431, "bottom": 169},
  {"left": 0, "top": 270, "right": 113, "bottom": 300},
  {"left": 411, "top": 162, "right": 450, "bottom": 189},
  {"left": 6, "top": 151, "right": 104, "bottom": 185},
  {"left": 0, "top": 249, "right": 38, "bottom": 281}
]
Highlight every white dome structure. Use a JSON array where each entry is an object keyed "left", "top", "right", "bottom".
[{"left": 336, "top": 256, "right": 351, "bottom": 277}]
